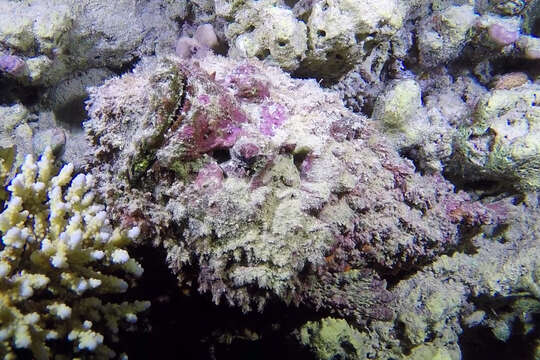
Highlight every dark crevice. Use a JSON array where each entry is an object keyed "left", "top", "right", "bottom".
[
  {"left": 462, "top": 290, "right": 540, "bottom": 359},
  {"left": 398, "top": 145, "right": 425, "bottom": 175},
  {"left": 212, "top": 148, "right": 231, "bottom": 164},
  {"left": 256, "top": 49, "right": 271, "bottom": 61},
  {"left": 442, "top": 165, "right": 517, "bottom": 195},
  {"left": 54, "top": 95, "right": 88, "bottom": 132},
  {"left": 394, "top": 319, "right": 414, "bottom": 355},
  {"left": 532, "top": 17, "right": 540, "bottom": 37},
  {"left": 460, "top": 320, "right": 539, "bottom": 360},
  {"left": 0, "top": 78, "right": 43, "bottom": 106},
  {"left": 383, "top": 226, "right": 481, "bottom": 288},
  {"left": 110, "top": 56, "right": 141, "bottom": 76},
  {"left": 293, "top": 150, "right": 309, "bottom": 172},
  {"left": 283, "top": 0, "right": 300, "bottom": 8},
  {"left": 121, "top": 244, "right": 319, "bottom": 360},
  {"left": 448, "top": 225, "right": 483, "bottom": 255}
]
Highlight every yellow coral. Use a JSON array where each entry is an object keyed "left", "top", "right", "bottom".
[{"left": 0, "top": 148, "right": 149, "bottom": 359}]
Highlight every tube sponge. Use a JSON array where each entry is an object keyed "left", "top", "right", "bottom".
[
  {"left": 194, "top": 24, "right": 218, "bottom": 49},
  {"left": 176, "top": 23, "right": 218, "bottom": 59},
  {"left": 0, "top": 148, "right": 149, "bottom": 359}
]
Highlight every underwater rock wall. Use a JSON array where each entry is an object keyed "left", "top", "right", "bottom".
[{"left": 0, "top": 0, "right": 539, "bottom": 359}]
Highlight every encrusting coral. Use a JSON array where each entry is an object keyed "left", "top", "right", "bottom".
[
  {"left": 0, "top": 147, "right": 149, "bottom": 359},
  {"left": 223, "top": 0, "right": 405, "bottom": 79},
  {"left": 451, "top": 83, "right": 540, "bottom": 192},
  {"left": 295, "top": 190, "right": 539, "bottom": 360}
]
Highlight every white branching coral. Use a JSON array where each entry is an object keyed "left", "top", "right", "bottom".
[{"left": 0, "top": 148, "right": 149, "bottom": 360}]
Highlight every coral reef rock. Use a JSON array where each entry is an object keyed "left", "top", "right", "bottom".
[
  {"left": 451, "top": 83, "right": 540, "bottom": 191},
  {"left": 222, "top": 0, "right": 405, "bottom": 80},
  {"left": 0, "top": 0, "right": 186, "bottom": 87},
  {"left": 226, "top": 0, "right": 308, "bottom": 71},
  {"left": 296, "top": 191, "right": 539, "bottom": 359}
]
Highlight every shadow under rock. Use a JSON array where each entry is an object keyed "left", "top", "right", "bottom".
[
  {"left": 122, "top": 245, "right": 317, "bottom": 360},
  {"left": 0, "top": 77, "right": 43, "bottom": 106},
  {"left": 460, "top": 320, "right": 539, "bottom": 360}
]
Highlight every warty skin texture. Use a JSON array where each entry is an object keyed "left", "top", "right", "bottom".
[{"left": 84, "top": 53, "right": 502, "bottom": 323}]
